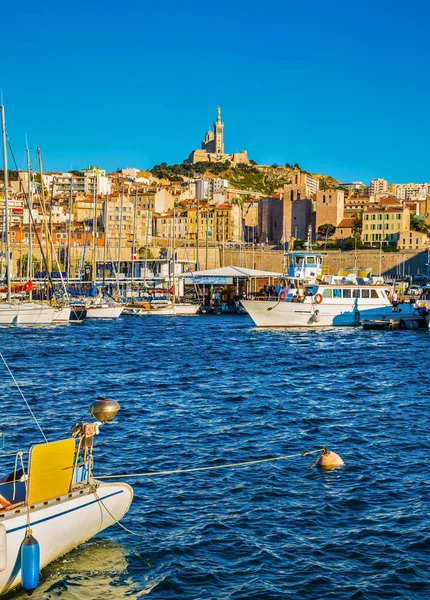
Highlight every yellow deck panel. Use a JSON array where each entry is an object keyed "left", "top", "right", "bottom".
[{"left": 28, "top": 438, "right": 76, "bottom": 505}]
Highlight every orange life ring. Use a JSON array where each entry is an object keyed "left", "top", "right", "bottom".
[
  {"left": 314, "top": 293, "right": 323, "bottom": 304},
  {"left": 279, "top": 290, "right": 288, "bottom": 301}
]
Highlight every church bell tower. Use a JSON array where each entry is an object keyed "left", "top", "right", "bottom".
[{"left": 214, "top": 106, "right": 224, "bottom": 155}]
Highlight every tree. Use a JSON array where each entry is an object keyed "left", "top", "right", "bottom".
[
  {"left": 0, "top": 170, "right": 19, "bottom": 181},
  {"left": 138, "top": 247, "right": 155, "bottom": 259},
  {"left": 317, "top": 224, "right": 336, "bottom": 238},
  {"left": 410, "top": 215, "right": 430, "bottom": 233},
  {"left": 232, "top": 196, "right": 244, "bottom": 209},
  {"left": 337, "top": 236, "right": 364, "bottom": 251}
]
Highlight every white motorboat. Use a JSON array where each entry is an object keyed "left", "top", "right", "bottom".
[
  {"left": 124, "top": 301, "right": 200, "bottom": 316},
  {"left": 242, "top": 282, "right": 415, "bottom": 328},
  {"left": 53, "top": 306, "right": 72, "bottom": 323},
  {"left": 0, "top": 303, "right": 56, "bottom": 325},
  {"left": 0, "top": 397, "right": 133, "bottom": 596},
  {"left": 173, "top": 303, "right": 200, "bottom": 316},
  {"left": 123, "top": 299, "right": 175, "bottom": 316},
  {"left": 86, "top": 302, "right": 124, "bottom": 319}
]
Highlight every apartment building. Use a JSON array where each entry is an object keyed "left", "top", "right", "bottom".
[
  {"left": 43, "top": 167, "right": 111, "bottom": 197},
  {"left": 370, "top": 178, "right": 388, "bottom": 196},
  {"left": 362, "top": 200, "right": 410, "bottom": 246}
]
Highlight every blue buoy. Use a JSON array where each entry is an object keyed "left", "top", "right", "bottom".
[{"left": 21, "top": 533, "right": 40, "bottom": 596}]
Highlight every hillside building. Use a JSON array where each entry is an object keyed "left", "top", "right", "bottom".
[
  {"left": 362, "top": 199, "right": 410, "bottom": 246},
  {"left": 370, "top": 178, "right": 388, "bottom": 196},
  {"left": 186, "top": 107, "right": 249, "bottom": 165},
  {"left": 315, "top": 189, "right": 344, "bottom": 230}
]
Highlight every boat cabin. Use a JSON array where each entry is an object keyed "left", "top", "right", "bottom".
[
  {"left": 285, "top": 252, "right": 326, "bottom": 282},
  {"left": 307, "top": 284, "right": 389, "bottom": 302}
]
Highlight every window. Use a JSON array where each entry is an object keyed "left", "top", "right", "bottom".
[
  {"left": 353, "top": 289, "right": 360, "bottom": 298},
  {"left": 371, "top": 289, "right": 379, "bottom": 298},
  {"left": 333, "top": 288, "right": 342, "bottom": 298},
  {"left": 322, "top": 289, "right": 332, "bottom": 298},
  {"left": 342, "top": 289, "right": 351, "bottom": 298}
]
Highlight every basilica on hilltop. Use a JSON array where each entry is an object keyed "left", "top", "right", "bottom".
[{"left": 185, "top": 107, "right": 249, "bottom": 165}]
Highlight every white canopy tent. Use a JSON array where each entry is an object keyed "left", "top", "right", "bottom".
[
  {"left": 181, "top": 266, "right": 281, "bottom": 299},
  {"left": 181, "top": 266, "right": 281, "bottom": 284}
]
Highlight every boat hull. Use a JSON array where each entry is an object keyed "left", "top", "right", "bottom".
[
  {"left": 241, "top": 299, "right": 415, "bottom": 327},
  {"left": 0, "top": 303, "right": 56, "bottom": 325},
  {"left": 0, "top": 482, "right": 133, "bottom": 595},
  {"left": 53, "top": 307, "right": 72, "bottom": 323},
  {"left": 86, "top": 305, "right": 124, "bottom": 319},
  {"left": 69, "top": 307, "right": 87, "bottom": 322},
  {"left": 173, "top": 304, "right": 200, "bottom": 315}
]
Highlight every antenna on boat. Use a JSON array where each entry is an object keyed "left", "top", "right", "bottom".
[
  {"left": 306, "top": 225, "right": 313, "bottom": 251},
  {"left": 0, "top": 352, "right": 48, "bottom": 442}
]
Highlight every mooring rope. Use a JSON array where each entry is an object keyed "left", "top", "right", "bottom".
[
  {"left": 96, "top": 447, "right": 326, "bottom": 480},
  {"left": 0, "top": 353, "right": 48, "bottom": 443},
  {"left": 94, "top": 491, "right": 145, "bottom": 537},
  {"left": 93, "top": 447, "right": 327, "bottom": 537}
]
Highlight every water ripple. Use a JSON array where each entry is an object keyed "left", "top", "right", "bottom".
[{"left": 1, "top": 317, "right": 429, "bottom": 599}]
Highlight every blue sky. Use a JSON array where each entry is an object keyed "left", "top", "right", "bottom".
[{"left": 2, "top": 0, "right": 430, "bottom": 183}]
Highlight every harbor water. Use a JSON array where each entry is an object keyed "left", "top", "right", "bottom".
[{"left": 1, "top": 316, "right": 429, "bottom": 599}]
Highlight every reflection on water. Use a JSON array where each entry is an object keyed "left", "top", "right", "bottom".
[{"left": 4, "top": 540, "right": 138, "bottom": 600}]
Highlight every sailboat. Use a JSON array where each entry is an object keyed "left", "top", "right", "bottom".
[
  {"left": 84, "top": 187, "right": 123, "bottom": 319},
  {"left": 125, "top": 203, "right": 200, "bottom": 316},
  {"left": 0, "top": 365, "right": 133, "bottom": 596},
  {"left": 0, "top": 105, "right": 56, "bottom": 325}
]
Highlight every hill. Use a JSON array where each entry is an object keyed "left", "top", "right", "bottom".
[{"left": 149, "top": 162, "right": 340, "bottom": 195}]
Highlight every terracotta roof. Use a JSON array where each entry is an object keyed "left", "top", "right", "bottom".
[
  {"left": 379, "top": 197, "right": 401, "bottom": 206},
  {"left": 336, "top": 218, "right": 357, "bottom": 228}
]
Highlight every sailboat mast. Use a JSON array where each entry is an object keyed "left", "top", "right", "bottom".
[
  {"left": 143, "top": 195, "right": 150, "bottom": 288},
  {"left": 172, "top": 204, "right": 176, "bottom": 304},
  {"left": 205, "top": 201, "right": 209, "bottom": 270},
  {"left": 131, "top": 186, "right": 137, "bottom": 288},
  {"left": 37, "top": 148, "right": 51, "bottom": 283},
  {"left": 92, "top": 178, "right": 97, "bottom": 286},
  {"left": 67, "top": 175, "right": 73, "bottom": 285},
  {"left": 26, "top": 147, "right": 33, "bottom": 300},
  {"left": 1, "top": 106, "right": 11, "bottom": 302},
  {"left": 103, "top": 193, "right": 108, "bottom": 286},
  {"left": 116, "top": 188, "right": 124, "bottom": 290}
]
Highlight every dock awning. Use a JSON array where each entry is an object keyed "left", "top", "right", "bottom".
[{"left": 181, "top": 266, "right": 281, "bottom": 285}]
